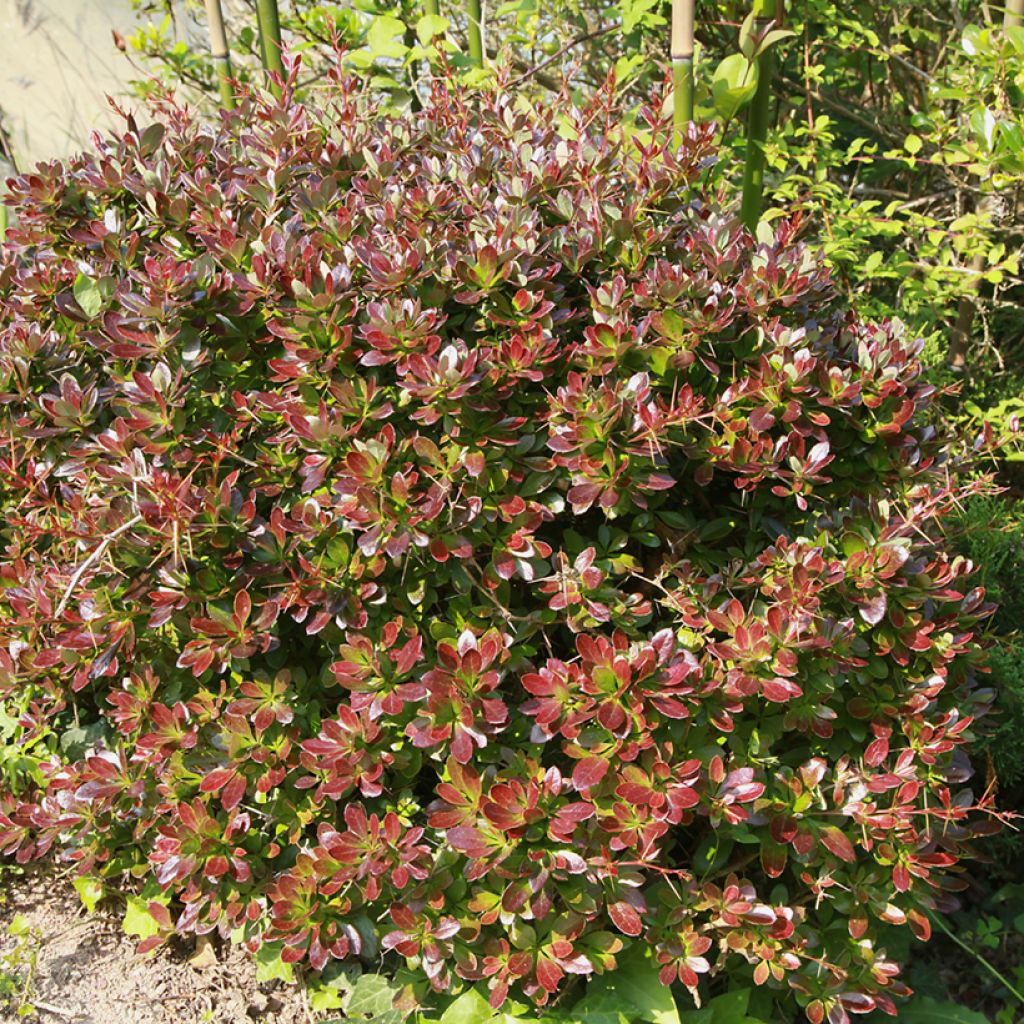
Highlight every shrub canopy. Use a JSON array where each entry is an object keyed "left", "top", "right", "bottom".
[{"left": 0, "top": 76, "right": 997, "bottom": 1024}]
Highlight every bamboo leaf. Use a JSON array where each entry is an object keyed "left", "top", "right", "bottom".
[{"left": 711, "top": 53, "right": 758, "bottom": 119}]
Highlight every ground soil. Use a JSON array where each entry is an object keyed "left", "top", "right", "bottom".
[{"left": 0, "top": 867, "right": 314, "bottom": 1024}]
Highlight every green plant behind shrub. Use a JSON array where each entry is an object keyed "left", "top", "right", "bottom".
[{"left": 0, "top": 70, "right": 1000, "bottom": 1024}]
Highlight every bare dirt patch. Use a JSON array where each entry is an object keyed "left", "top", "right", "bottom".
[{"left": 0, "top": 867, "right": 314, "bottom": 1024}]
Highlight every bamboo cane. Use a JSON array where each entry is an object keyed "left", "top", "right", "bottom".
[
  {"left": 671, "top": 0, "right": 695, "bottom": 138},
  {"left": 204, "top": 0, "right": 235, "bottom": 110},
  {"left": 739, "top": 0, "right": 781, "bottom": 230},
  {"left": 467, "top": 0, "right": 484, "bottom": 67},
  {"left": 256, "top": 0, "right": 284, "bottom": 98}
]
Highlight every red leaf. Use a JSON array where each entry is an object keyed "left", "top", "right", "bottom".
[
  {"left": 608, "top": 900, "right": 643, "bottom": 937},
  {"left": 535, "top": 956, "right": 564, "bottom": 993},
  {"left": 858, "top": 593, "right": 887, "bottom": 626},
  {"left": 572, "top": 757, "right": 609, "bottom": 792},
  {"left": 447, "top": 826, "right": 490, "bottom": 859},
  {"left": 762, "top": 677, "right": 803, "bottom": 703},
  {"left": 222, "top": 772, "right": 247, "bottom": 812},
  {"left": 200, "top": 768, "right": 234, "bottom": 793},
  {"left": 864, "top": 737, "right": 889, "bottom": 767},
  {"left": 819, "top": 826, "right": 856, "bottom": 863}
]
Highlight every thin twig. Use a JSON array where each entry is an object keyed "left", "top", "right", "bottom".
[
  {"left": 55, "top": 515, "right": 143, "bottom": 618},
  {"left": 32, "top": 1001, "right": 78, "bottom": 1020},
  {"left": 927, "top": 909, "right": 1024, "bottom": 1005},
  {"left": 510, "top": 24, "right": 617, "bottom": 87},
  {"left": 300, "top": 974, "right": 315, "bottom": 1024}
]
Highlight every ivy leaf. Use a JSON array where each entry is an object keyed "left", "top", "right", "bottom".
[
  {"left": 339, "top": 974, "right": 406, "bottom": 1024},
  {"left": 895, "top": 999, "right": 991, "bottom": 1024},
  {"left": 678, "top": 990, "right": 769, "bottom": 1024},
  {"left": 122, "top": 894, "right": 167, "bottom": 941},
  {"left": 254, "top": 941, "right": 294, "bottom": 984},
  {"left": 439, "top": 989, "right": 495, "bottom": 1024},
  {"left": 72, "top": 876, "right": 104, "bottom": 913},
  {"left": 583, "top": 945, "right": 680, "bottom": 1024},
  {"left": 564, "top": 990, "right": 635, "bottom": 1024}
]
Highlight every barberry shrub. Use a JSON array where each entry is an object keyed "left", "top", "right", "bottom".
[{"left": 0, "top": 70, "right": 998, "bottom": 1024}]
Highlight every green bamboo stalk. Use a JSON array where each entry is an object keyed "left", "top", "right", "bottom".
[
  {"left": 739, "top": 0, "right": 781, "bottom": 230},
  {"left": 671, "top": 0, "right": 695, "bottom": 138},
  {"left": 204, "top": 0, "right": 235, "bottom": 110},
  {"left": 466, "top": 0, "right": 484, "bottom": 67},
  {"left": 256, "top": 0, "right": 284, "bottom": 98},
  {"left": 950, "top": 0, "right": 1023, "bottom": 367}
]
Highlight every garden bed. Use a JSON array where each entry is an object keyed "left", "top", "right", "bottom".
[{"left": 0, "top": 867, "right": 310, "bottom": 1024}]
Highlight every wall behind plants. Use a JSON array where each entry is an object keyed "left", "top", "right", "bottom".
[{"left": 0, "top": 0, "right": 156, "bottom": 166}]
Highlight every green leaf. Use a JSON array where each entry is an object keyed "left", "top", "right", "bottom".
[
  {"left": 343, "top": 973, "right": 405, "bottom": 1023},
  {"left": 416, "top": 13, "right": 449, "bottom": 44},
  {"left": 73, "top": 273, "right": 104, "bottom": 319},
  {"left": 711, "top": 54, "right": 758, "bottom": 121},
  {"left": 678, "top": 989, "right": 768, "bottom": 1024},
  {"left": 72, "top": 876, "right": 104, "bottom": 913},
  {"left": 1005, "top": 24, "right": 1024, "bottom": 53},
  {"left": 565, "top": 990, "right": 635, "bottom": 1024},
  {"left": 738, "top": 10, "right": 757, "bottom": 58},
  {"left": 254, "top": 941, "right": 294, "bottom": 984},
  {"left": 757, "top": 28, "right": 795, "bottom": 53},
  {"left": 619, "top": 0, "right": 663, "bottom": 33},
  {"left": 896, "top": 998, "right": 992, "bottom": 1024},
  {"left": 440, "top": 989, "right": 495, "bottom": 1024},
  {"left": 122, "top": 895, "right": 165, "bottom": 941},
  {"left": 961, "top": 24, "right": 989, "bottom": 56},
  {"left": 584, "top": 946, "right": 680, "bottom": 1024},
  {"left": 310, "top": 987, "right": 346, "bottom": 1013},
  {"left": 366, "top": 15, "right": 408, "bottom": 58},
  {"left": 613, "top": 54, "right": 645, "bottom": 84},
  {"left": 696, "top": 990, "right": 750, "bottom": 1022},
  {"left": 904, "top": 134, "right": 923, "bottom": 155}
]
